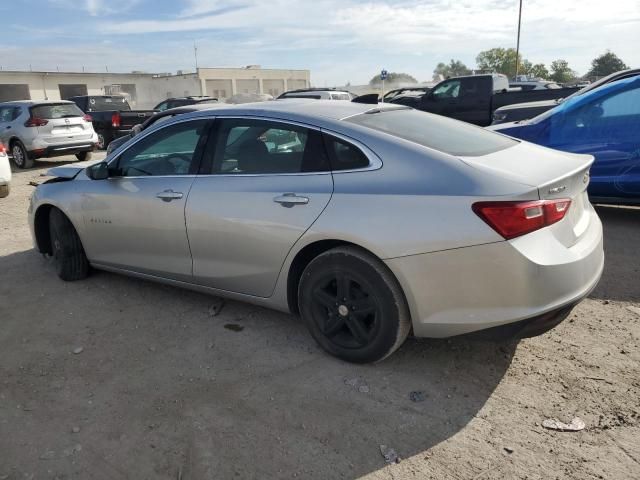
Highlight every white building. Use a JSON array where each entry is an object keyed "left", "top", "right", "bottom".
[{"left": 0, "top": 66, "right": 310, "bottom": 108}]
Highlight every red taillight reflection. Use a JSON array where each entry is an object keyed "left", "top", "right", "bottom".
[
  {"left": 472, "top": 199, "right": 572, "bottom": 240},
  {"left": 24, "top": 117, "right": 49, "bottom": 127}
]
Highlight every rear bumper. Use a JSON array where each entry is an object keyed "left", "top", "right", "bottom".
[
  {"left": 385, "top": 210, "right": 604, "bottom": 338},
  {"left": 29, "top": 141, "right": 96, "bottom": 159},
  {"left": 0, "top": 157, "right": 11, "bottom": 183}
]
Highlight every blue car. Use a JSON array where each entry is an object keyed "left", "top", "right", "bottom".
[{"left": 489, "top": 74, "right": 640, "bottom": 204}]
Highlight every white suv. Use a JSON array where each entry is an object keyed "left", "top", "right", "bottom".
[
  {"left": 0, "top": 101, "right": 98, "bottom": 169},
  {"left": 0, "top": 142, "right": 10, "bottom": 197}
]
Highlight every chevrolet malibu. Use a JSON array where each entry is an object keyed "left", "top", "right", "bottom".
[{"left": 29, "top": 100, "right": 604, "bottom": 363}]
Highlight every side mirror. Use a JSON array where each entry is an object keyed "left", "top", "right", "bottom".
[{"left": 86, "top": 162, "right": 109, "bottom": 180}]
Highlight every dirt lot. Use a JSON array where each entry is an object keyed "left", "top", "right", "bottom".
[{"left": 1, "top": 156, "right": 639, "bottom": 480}]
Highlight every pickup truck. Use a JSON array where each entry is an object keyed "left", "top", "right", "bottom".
[
  {"left": 388, "top": 74, "right": 579, "bottom": 126},
  {"left": 491, "top": 68, "right": 640, "bottom": 124},
  {"left": 68, "top": 95, "right": 156, "bottom": 149}
]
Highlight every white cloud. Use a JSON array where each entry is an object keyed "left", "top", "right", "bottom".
[{"left": 48, "top": 0, "right": 141, "bottom": 16}]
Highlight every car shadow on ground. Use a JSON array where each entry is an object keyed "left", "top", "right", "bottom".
[
  {"left": 0, "top": 248, "right": 516, "bottom": 479},
  {"left": 590, "top": 205, "right": 640, "bottom": 303}
]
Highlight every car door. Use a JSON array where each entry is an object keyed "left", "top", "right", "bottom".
[
  {"left": 547, "top": 79, "right": 640, "bottom": 199},
  {"left": 79, "top": 118, "right": 213, "bottom": 281},
  {"left": 421, "top": 79, "right": 463, "bottom": 120},
  {"left": 186, "top": 117, "right": 334, "bottom": 297},
  {"left": 0, "top": 106, "right": 17, "bottom": 145}
]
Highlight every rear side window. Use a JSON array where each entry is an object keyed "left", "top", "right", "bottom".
[
  {"left": 211, "top": 118, "right": 330, "bottom": 174},
  {"left": 323, "top": 134, "right": 370, "bottom": 170},
  {"left": 31, "top": 103, "right": 84, "bottom": 119},
  {"left": 346, "top": 108, "right": 517, "bottom": 157}
]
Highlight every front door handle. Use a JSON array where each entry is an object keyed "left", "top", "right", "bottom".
[
  {"left": 156, "top": 190, "right": 183, "bottom": 202},
  {"left": 273, "top": 193, "right": 309, "bottom": 207}
]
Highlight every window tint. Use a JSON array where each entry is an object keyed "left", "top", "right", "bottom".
[
  {"left": 599, "top": 86, "right": 640, "bottom": 117},
  {"left": 432, "top": 80, "right": 461, "bottom": 99},
  {"left": 459, "top": 78, "right": 482, "bottom": 98},
  {"left": 346, "top": 108, "right": 517, "bottom": 156},
  {"left": 212, "top": 119, "right": 330, "bottom": 174},
  {"left": 114, "top": 120, "right": 209, "bottom": 177},
  {"left": 31, "top": 103, "right": 84, "bottom": 119},
  {"left": 323, "top": 134, "right": 370, "bottom": 170}
]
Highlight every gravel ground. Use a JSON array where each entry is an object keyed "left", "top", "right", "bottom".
[{"left": 0, "top": 156, "right": 639, "bottom": 480}]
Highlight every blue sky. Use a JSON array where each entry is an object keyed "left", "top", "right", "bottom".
[{"left": 2, "top": 0, "right": 639, "bottom": 85}]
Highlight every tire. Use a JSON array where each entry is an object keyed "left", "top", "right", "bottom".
[
  {"left": 75, "top": 151, "right": 92, "bottom": 162},
  {"left": 11, "top": 141, "right": 33, "bottom": 169},
  {"left": 96, "top": 132, "right": 111, "bottom": 150},
  {"left": 0, "top": 184, "right": 9, "bottom": 198},
  {"left": 49, "top": 208, "right": 89, "bottom": 281},
  {"left": 298, "top": 246, "right": 411, "bottom": 363}
]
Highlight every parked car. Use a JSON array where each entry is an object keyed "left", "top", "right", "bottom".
[
  {"left": 68, "top": 95, "right": 156, "bottom": 150},
  {"left": 29, "top": 101, "right": 603, "bottom": 363},
  {"left": 0, "top": 142, "right": 10, "bottom": 197},
  {"left": 388, "top": 73, "right": 578, "bottom": 126},
  {"left": 278, "top": 89, "right": 354, "bottom": 100},
  {"left": 492, "top": 68, "right": 640, "bottom": 124},
  {"left": 153, "top": 96, "right": 218, "bottom": 111},
  {"left": 489, "top": 74, "right": 640, "bottom": 205},
  {"left": 509, "top": 81, "right": 562, "bottom": 91},
  {"left": 0, "top": 100, "right": 98, "bottom": 169},
  {"left": 107, "top": 103, "right": 226, "bottom": 155}
]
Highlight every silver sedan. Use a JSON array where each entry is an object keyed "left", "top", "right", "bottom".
[{"left": 28, "top": 100, "right": 604, "bottom": 363}]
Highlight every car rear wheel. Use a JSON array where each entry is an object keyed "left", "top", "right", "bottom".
[
  {"left": 49, "top": 208, "right": 89, "bottom": 281},
  {"left": 298, "top": 246, "right": 411, "bottom": 363},
  {"left": 75, "top": 151, "right": 92, "bottom": 162},
  {"left": 0, "top": 184, "right": 9, "bottom": 198},
  {"left": 11, "top": 141, "right": 33, "bottom": 169}
]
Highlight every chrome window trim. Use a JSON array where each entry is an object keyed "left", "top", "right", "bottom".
[{"left": 106, "top": 113, "right": 383, "bottom": 177}]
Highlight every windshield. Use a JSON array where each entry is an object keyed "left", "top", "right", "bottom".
[
  {"left": 86, "top": 96, "right": 131, "bottom": 112},
  {"left": 31, "top": 103, "right": 84, "bottom": 119},
  {"left": 530, "top": 74, "right": 640, "bottom": 124},
  {"left": 346, "top": 108, "right": 517, "bottom": 156}
]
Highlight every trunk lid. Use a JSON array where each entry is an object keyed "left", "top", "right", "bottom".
[
  {"left": 460, "top": 141, "right": 594, "bottom": 247},
  {"left": 30, "top": 103, "right": 94, "bottom": 144}
]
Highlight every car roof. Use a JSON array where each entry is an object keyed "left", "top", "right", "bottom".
[
  {"left": 185, "top": 99, "right": 407, "bottom": 123},
  {"left": 0, "top": 100, "right": 74, "bottom": 106}
]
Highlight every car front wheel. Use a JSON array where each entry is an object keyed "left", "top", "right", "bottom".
[
  {"left": 49, "top": 208, "right": 89, "bottom": 281},
  {"left": 298, "top": 246, "right": 411, "bottom": 363}
]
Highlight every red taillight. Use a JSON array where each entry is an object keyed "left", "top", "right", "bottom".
[
  {"left": 0, "top": 143, "right": 6, "bottom": 156},
  {"left": 24, "top": 117, "right": 48, "bottom": 127},
  {"left": 111, "top": 112, "right": 121, "bottom": 128},
  {"left": 472, "top": 199, "right": 572, "bottom": 240},
  {"left": 83, "top": 114, "right": 93, "bottom": 122}
]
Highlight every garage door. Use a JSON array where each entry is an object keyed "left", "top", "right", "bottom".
[
  {"left": 236, "top": 79, "right": 259, "bottom": 94},
  {"left": 0, "top": 84, "right": 31, "bottom": 102},
  {"left": 59, "top": 84, "right": 88, "bottom": 100}
]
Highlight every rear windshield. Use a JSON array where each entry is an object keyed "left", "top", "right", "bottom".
[
  {"left": 346, "top": 108, "right": 517, "bottom": 156},
  {"left": 31, "top": 103, "right": 84, "bottom": 119},
  {"left": 86, "top": 96, "right": 131, "bottom": 112}
]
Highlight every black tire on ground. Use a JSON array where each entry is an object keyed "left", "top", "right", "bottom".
[
  {"left": 75, "top": 151, "right": 93, "bottom": 162},
  {"left": 0, "top": 184, "right": 9, "bottom": 198},
  {"left": 96, "top": 132, "right": 111, "bottom": 150},
  {"left": 298, "top": 246, "right": 411, "bottom": 363},
  {"left": 49, "top": 208, "right": 90, "bottom": 281},
  {"left": 11, "top": 140, "right": 33, "bottom": 169}
]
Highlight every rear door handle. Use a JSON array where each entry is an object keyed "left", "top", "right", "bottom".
[
  {"left": 273, "top": 193, "right": 309, "bottom": 207},
  {"left": 156, "top": 190, "right": 183, "bottom": 202}
]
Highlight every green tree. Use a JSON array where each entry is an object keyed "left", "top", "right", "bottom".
[
  {"left": 475, "top": 47, "right": 523, "bottom": 77},
  {"left": 433, "top": 59, "right": 471, "bottom": 79},
  {"left": 528, "top": 63, "right": 550, "bottom": 79},
  {"left": 549, "top": 59, "right": 576, "bottom": 83},
  {"left": 369, "top": 72, "right": 418, "bottom": 86},
  {"left": 587, "top": 51, "right": 628, "bottom": 78}
]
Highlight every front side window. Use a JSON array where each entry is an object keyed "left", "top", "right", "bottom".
[
  {"left": 211, "top": 118, "right": 330, "bottom": 174},
  {"left": 113, "top": 120, "right": 210, "bottom": 177},
  {"left": 431, "top": 80, "right": 461, "bottom": 99},
  {"left": 599, "top": 85, "right": 640, "bottom": 118}
]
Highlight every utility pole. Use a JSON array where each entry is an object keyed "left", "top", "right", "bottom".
[
  {"left": 514, "top": 0, "right": 523, "bottom": 79},
  {"left": 194, "top": 41, "right": 199, "bottom": 71}
]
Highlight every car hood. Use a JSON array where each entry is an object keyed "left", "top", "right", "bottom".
[
  {"left": 45, "top": 159, "right": 102, "bottom": 179},
  {"left": 495, "top": 99, "right": 560, "bottom": 112}
]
